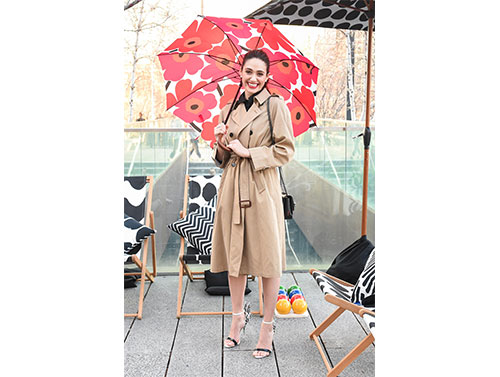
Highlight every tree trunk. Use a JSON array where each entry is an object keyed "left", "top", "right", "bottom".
[
  {"left": 346, "top": 31, "right": 356, "bottom": 121},
  {"left": 128, "top": 0, "right": 145, "bottom": 122}
]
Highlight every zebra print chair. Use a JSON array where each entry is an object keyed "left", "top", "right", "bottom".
[
  {"left": 124, "top": 176, "right": 157, "bottom": 320},
  {"left": 309, "top": 250, "right": 375, "bottom": 377},
  {"left": 170, "top": 174, "right": 262, "bottom": 318}
]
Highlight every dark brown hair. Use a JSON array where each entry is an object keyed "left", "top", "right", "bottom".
[{"left": 241, "top": 49, "right": 270, "bottom": 74}]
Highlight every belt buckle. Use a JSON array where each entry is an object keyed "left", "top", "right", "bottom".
[{"left": 240, "top": 200, "right": 251, "bottom": 208}]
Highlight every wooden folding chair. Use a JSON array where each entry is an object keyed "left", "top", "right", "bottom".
[
  {"left": 309, "top": 250, "right": 375, "bottom": 377},
  {"left": 175, "top": 174, "right": 263, "bottom": 318},
  {"left": 124, "top": 176, "right": 157, "bottom": 320}
]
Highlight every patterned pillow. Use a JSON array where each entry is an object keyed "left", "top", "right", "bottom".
[
  {"left": 124, "top": 214, "right": 156, "bottom": 254},
  {"left": 350, "top": 249, "right": 375, "bottom": 307},
  {"left": 188, "top": 175, "right": 220, "bottom": 213},
  {"left": 169, "top": 196, "right": 216, "bottom": 255}
]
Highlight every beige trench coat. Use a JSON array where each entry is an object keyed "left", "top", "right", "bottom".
[{"left": 210, "top": 88, "right": 295, "bottom": 278}]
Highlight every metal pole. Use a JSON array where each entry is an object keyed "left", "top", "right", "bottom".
[{"left": 361, "top": 2, "right": 374, "bottom": 237}]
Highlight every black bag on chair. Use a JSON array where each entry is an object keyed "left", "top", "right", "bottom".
[{"left": 326, "top": 235, "right": 374, "bottom": 285}]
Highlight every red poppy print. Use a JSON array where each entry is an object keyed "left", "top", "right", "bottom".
[
  {"left": 260, "top": 25, "right": 296, "bottom": 53},
  {"left": 201, "top": 114, "right": 220, "bottom": 147},
  {"left": 267, "top": 82, "right": 291, "bottom": 101},
  {"left": 244, "top": 36, "right": 265, "bottom": 52},
  {"left": 201, "top": 40, "right": 239, "bottom": 81},
  {"left": 287, "top": 87, "right": 316, "bottom": 136},
  {"left": 296, "top": 60, "right": 318, "bottom": 87},
  {"left": 207, "top": 17, "right": 252, "bottom": 39},
  {"left": 166, "top": 79, "right": 207, "bottom": 109},
  {"left": 159, "top": 53, "right": 204, "bottom": 81},
  {"left": 287, "top": 102, "right": 311, "bottom": 137},
  {"left": 173, "top": 91, "right": 217, "bottom": 124},
  {"left": 165, "top": 19, "right": 224, "bottom": 53},
  {"left": 219, "top": 83, "right": 240, "bottom": 110},
  {"left": 269, "top": 60, "right": 298, "bottom": 89},
  {"left": 248, "top": 19, "right": 273, "bottom": 33},
  {"left": 293, "top": 86, "right": 316, "bottom": 117}
]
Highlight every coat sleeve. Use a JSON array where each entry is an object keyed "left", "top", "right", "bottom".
[
  {"left": 211, "top": 104, "right": 232, "bottom": 169},
  {"left": 248, "top": 97, "right": 295, "bottom": 171}
]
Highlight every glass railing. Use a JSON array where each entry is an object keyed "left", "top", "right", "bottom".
[
  {"left": 295, "top": 119, "right": 375, "bottom": 210},
  {"left": 124, "top": 119, "right": 375, "bottom": 273}
]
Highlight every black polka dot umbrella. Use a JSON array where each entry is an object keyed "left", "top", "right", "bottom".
[
  {"left": 247, "top": 0, "right": 375, "bottom": 238},
  {"left": 247, "top": 0, "right": 373, "bottom": 31}
]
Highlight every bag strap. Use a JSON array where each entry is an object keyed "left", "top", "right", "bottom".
[{"left": 266, "top": 95, "right": 288, "bottom": 195}]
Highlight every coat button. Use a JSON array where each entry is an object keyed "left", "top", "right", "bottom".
[
  {"left": 250, "top": 130, "right": 253, "bottom": 135},
  {"left": 229, "top": 132, "right": 234, "bottom": 137},
  {"left": 231, "top": 162, "right": 236, "bottom": 167}
]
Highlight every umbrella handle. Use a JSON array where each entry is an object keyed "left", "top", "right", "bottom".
[{"left": 216, "top": 136, "right": 231, "bottom": 151}]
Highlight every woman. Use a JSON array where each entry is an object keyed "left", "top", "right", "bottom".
[{"left": 211, "top": 49, "right": 295, "bottom": 359}]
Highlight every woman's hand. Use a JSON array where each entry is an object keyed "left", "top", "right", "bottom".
[
  {"left": 214, "top": 123, "right": 228, "bottom": 140},
  {"left": 227, "top": 139, "right": 250, "bottom": 158}
]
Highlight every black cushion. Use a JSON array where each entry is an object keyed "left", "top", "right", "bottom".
[{"left": 204, "top": 270, "right": 251, "bottom": 296}]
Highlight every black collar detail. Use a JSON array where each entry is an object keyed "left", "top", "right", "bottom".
[{"left": 235, "top": 86, "right": 266, "bottom": 112}]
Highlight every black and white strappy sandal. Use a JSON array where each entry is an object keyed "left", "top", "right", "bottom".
[
  {"left": 253, "top": 320, "right": 276, "bottom": 359},
  {"left": 225, "top": 303, "right": 251, "bottom": 348}
]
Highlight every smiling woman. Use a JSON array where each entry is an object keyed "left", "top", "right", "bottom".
[
  {"left": 210, "top": 49, "right": 297, "bottom": 360},
  {"left": 240, "top": 50, "right": 270, "bottom": 98}
]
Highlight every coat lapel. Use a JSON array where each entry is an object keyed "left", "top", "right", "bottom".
[{"left": 233, "top": 89, "right": 271, "bottom": 138}]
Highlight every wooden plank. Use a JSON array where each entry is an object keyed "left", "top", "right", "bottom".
[{"left": 124, "top": 276, "right": 179, "bottom": 376}]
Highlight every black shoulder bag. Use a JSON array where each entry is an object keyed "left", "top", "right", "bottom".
[{"left": 266, "top": 96, "right": 295, "bottom": 220}]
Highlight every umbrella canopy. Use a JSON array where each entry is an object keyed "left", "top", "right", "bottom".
[
  {"left": 246, "top": 0, "right": 374, "bottom": 237},
  {"left": 157, "top": 15, "right": 319, "bottom": 145},
  {"left": 246, "top": 0, "right": 373, "bottom": 30}
]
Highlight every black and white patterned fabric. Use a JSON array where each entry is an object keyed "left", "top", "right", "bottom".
[
  {"left": 246, "top": 0, "right": 374, "bottom": 31},
  {"left": 187, "top": 175, "right": 220, "bottom": 213},
  {"left": 124, "top": 176, "right": 150, "bottom": 262},
  {"left": 351, "top": 249, "right": 375, "bottom": 307},
  {"left": 124, "top": 176, "right": 147, "bottom": 223},
  {"left": 168, "top": 196, "right": 217, "bottom": 258},
  {"left": 362, "top": 311, "right": 375, "bottom": 338},
  {"left": 124, "top": 214, "right": 156, "bottom": 256},
  {"left": 311, "top": 270, "right": 354, "bottom": 302}
]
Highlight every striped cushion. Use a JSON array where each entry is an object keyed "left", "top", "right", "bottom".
[
  {"left": 311, "top": 270, "right": 353, "bottom": 301},
  {"left": 168, "top": 196, "right": 216, "bottom": 256},
  {"left": 351, "top": 250, "right": 375, "bottom": 307},
  {"left": 362, "top": 312, "right": 375, "bottom": 338}
]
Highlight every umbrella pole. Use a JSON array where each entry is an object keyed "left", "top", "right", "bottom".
[{"left": 361, "top": 6, "right": 374, "bottom": 237}]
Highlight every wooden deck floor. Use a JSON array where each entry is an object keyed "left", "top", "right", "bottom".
[{"left": 124, "top": 272, "right": 374, "bottom": 377}]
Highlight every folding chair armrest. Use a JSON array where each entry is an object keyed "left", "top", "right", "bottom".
[
  {"left": 325, "top": 293, "right": 366, "bottom": 315},
  {"left": 359, "top": 308, "right": 375, "bottom": 317},
  {"left": 309, "top": 268, "right": 354, "bottom": 287}
]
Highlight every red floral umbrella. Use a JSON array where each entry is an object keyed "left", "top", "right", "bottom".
[{"left": 157, "top": 16, "right": 319, "bottom": 145}]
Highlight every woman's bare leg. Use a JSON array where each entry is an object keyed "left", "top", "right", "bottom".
[
  {"left": 253, "top": 276, "right": 280, "bottom": 357},
  {"left": 225, "top": 274, "right": 248, "bottom": 346}
]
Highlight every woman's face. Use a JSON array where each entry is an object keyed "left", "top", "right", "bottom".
[{"left": 240, "top": 58, "right": 270, "bottom": 98}]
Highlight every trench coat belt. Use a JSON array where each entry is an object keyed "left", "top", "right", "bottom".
[{"left": 229, "top": 154, "right": 251, "bottom": 225}]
